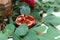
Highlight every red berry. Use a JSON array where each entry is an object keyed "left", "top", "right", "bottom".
[
  {"left": 21, "top": 0, "right": 35, "bottom": 8},
  {"left": 15, "top": 14, "right": 35, "bottom": 28}
]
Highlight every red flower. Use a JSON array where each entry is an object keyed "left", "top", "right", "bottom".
[
  {"left": 15, "top": 14, "right": 35, "bottom": 28},
  {"left": 5, "top": 8, "right": 11, "bottom": 15},
  {"left": 21, "top": 0, "right": 35, "bottom": 8}
]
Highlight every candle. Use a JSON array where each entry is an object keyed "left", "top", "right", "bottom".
[
  {"left": 0, "top": 0, "right": 10, "bottom": 5},
  {"left": 0, "top": 0, "right": 12, "bottom": 16}
]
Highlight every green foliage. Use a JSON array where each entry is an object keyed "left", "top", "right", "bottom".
[
  {"left": 38, "top": 26, "right": 60, "bottom": 40},
  {"left": 35, "top": 0, "right": 42, "bottom": 6},
  {"left": 15, "top": 24, "right": 28, "bottom": 36},
  {"left": 42, "top": 0, "right": 55, "bottom": 3},
  {"left": 0, "top": 31, "right": 8, "bottom": 40},
  {"left": 20, "top": 5, "right": 30, "bottom": 15},
  {"left": 32, "top": 25, "right": 46, "bottom": 33},
  {"left": 22, "top": 30, "right": 38, "bottom": 40},
  {"left": 5, "top": 23, "right": 15, "bottom": 35},
  {"left": 43, "top": 14, "right": 60, "bottom": 26},
  {"left": 47, "top": 8, "right": 54, "bottom": 14},
  {"left": 0, "top": 0, "right": 60, "bottom": 40},
  {"left": 31, "top": 10, "right": 40, "bottom": 20},
  {"left": 13, "top": 33, "right": 21, "bottom": 40}
]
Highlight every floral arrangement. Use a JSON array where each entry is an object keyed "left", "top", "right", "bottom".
[{"left": 0, "top": 0, "right": 60, "bottom": 40}]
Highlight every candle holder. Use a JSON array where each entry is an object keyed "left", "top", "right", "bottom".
[{"left": 0, "top": 0, "right": 12, "bottom": 30}]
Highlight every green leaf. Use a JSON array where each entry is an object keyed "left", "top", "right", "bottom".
[
  {"left": 42, "top": 0, "right": 55, "bottom": 3},
  {"left": 35, "top": 0, "right": 41, "bottom": 6},
  {"left": 20, "top": 5, "right": 30, "bottom": 15},
  {"left": 13, "top": 33, "right": 21, "bottom": 40},
  {"left": 9, "top": 16, "right": 14, "bottom": 23},
  {"left": 0, "top": 32, "right": 8, "bottom": 40},
  {"left": 31, "top": 10, "right": 40, "bottom": 20},
  {"left": 38, "top": 26, "right": 60, "bottom": 40},
  {"left": 5, "top": 23, "right": 15, "bottom": 35},
  {"left": 15, "top": 24, "right": 28, "bottom": 36},
  {"left": 22, "top": 30, "right": 38, "bottom": 40},
  {"left": 13, "top": 9, "right": 20, "bottom": 16},
  {"left": 43, "top": 15, "right": 60, "bottom": 26},
  {"left": 32, "top": 26, "right": 46, "bottom": 33},
  {"left": 42, "top": 0, "right": 49, "bottom": 3},
  {"left": 47, "top": 8, "right": 54, "bottom": 14},
  {"left": 55, "top": 0, "right": 60, "bottom": 4},
  {"left": 15, "top": 1, "right": 20, "bottom": 5}
]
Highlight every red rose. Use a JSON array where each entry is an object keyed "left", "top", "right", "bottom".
[
  {"left": 21, "top": 0, "right": 35, "bottom": 8},
  {"left": 15, "top": 14, "right": 35, "bottom": 28}
]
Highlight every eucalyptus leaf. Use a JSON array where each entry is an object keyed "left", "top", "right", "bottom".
[
  {"left": 13, "top": 33, "right": 21, "bottom": 40},
  {"left": 43, "top": 15, "right": 60, "bottom": 26},
  {"left": 0, "top": 32, "right": 8, "bottom": 40},
  {"left": 20, "top": 5, "right": 30, "bottom": 15},
  {"left": 47, "top": 8, "right": 54, "bottom": 14},
  {"left": 31, "top": 10, "right": 40, "bottom": 20},
  {"left": 55, "top": 0, "right": 60, "bottom": 4},
  {"left": 15, "top": 1, "right": 20, "bottom": 5},
  {"left": 38, "top": 26, "right": 60, "bottom": 40},
  {"left": 35, "top": 0, "right": 41, "bottom": 6},
  {"left": 5, "top": 23, "right": 15, "bottom": 35},
  {"left": 42, "top": 0, "right": 55, "bottom": 3},
  {"left": 32, "top": 26, "right": 46, "bottom": 33},
  {"left": 15, "top": 24, "right": 28, "bottom": 36},
  {"left": 9, "top": 16, "right": 14, "bottom": 23},
  {"left": 22, "top": 30, "right": 38, "bottom": 40}
]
